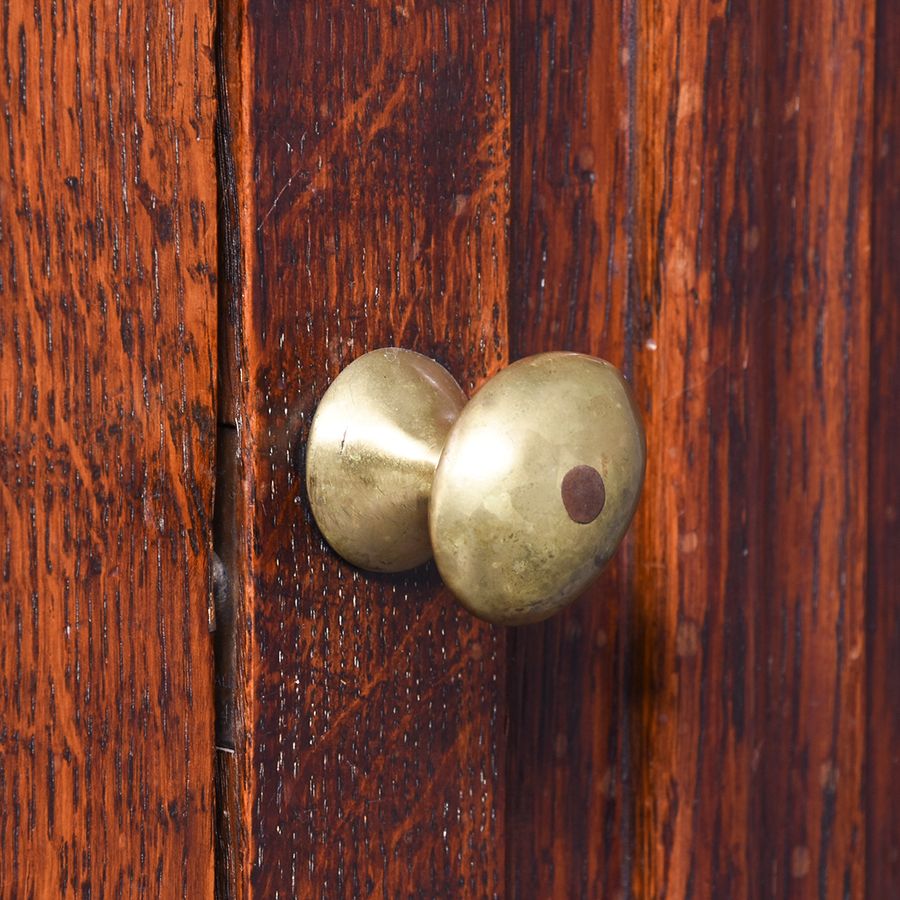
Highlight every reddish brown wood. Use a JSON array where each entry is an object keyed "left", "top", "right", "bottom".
[
  {"left": 628, "top": 1, "right": 768, "bottom": 894},
  {"left": 868, "top": 0, "right": 900, "bottom": 893},
  {"left": 507, "top": 0, "right": 634, "bottom": 896},
  {"left": 0, "top": 0, "right": 892, "bottom": 894},
  {"left": 0, "top": 0, "right": 219, "bottom": 896},
  {"left": 219, "top": 2, "right": 511, "bottom": 895},
  {"left": 629, "top": 0, "right": 874, "bottom": 896}
]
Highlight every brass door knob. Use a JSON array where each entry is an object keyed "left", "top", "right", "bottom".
[{"left": 306, "top": 348, "right": 645, "bottom": 625}]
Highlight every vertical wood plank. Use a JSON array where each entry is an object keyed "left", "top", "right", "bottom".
[
  {"left": 507, "top": 0, "right": 634, "bottom": 896},
  {"left": 867, "top": 0, "right": 900, "bottom": 893},
  {"left": 629, "top": 0, "right": 765, "bottom": 895},
  {"left": 220, "top": 2, "right": 511, "bottom": 895},
  {"left": 0, "top": 0, "right": 219, "bottom": 896},
  {"left": 630, "top": 0, "right": 874, "bottom": 896},
  {"left": 757, "top": 0, "right": 872, "bottom": 893}
]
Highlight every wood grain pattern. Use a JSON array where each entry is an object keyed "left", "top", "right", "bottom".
[
  {"left": 630, "top": 0, "right": 874, "bottom": 896},
  {"left": 756, "top": 0, "right": 873, "bottom": 893},
  {"left": 0, "top": 0, "right": 892, "bottom": 894},
  {"left": 507, "top": 0, "right": 634, "bottom": 896},
  {"left": 760, "top": 3, "right": 874, "bottom": 897},
  {"left": 629, "top": 0, "right": 767, "bottom": 893},
  {"left": 0, "top": 0, "right": 219, "bottom": 896},
  {"left": 219, "top": 2, "right": 510, "bottom": 895},
  {"left": 868, "top": 0, "right": 900, "bottom": 894}
]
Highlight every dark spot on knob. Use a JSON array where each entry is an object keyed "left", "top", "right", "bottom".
[{"left": 561, "top": 465, "right": 606, "bottom": 524}]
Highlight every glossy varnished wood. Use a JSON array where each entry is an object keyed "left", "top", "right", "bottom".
[
  {"left": 219, "top": 2, "right": 510, "bottom": 895},
  {"left": 630, "top": 0, "right": 874, "bottom": 895},
  {"left": 219, "top": 1, "right": 893, "bottom": 895},
  {"left": 629, "top": 0, "right": 767, "bottom": 893},
  {"left": 1, "top": 0, "right": 893, "bottom": 894},
  {"left": 0, "top": 0, "right": 219, "bottom": 896},
  {"left": 755, "top": 0, "right": 873, "bottom": 892}
]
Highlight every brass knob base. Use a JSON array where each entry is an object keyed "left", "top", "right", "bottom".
[{"left": 305, "top": 348, "right": 465, "bottom": 573}]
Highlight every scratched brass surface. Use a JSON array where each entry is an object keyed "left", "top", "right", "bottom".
[
  {"left": 306, "top": 348, "right": 466, "bottom": 572},
  {"left": 430, "top": 353, "right": 645, "bottom": 624}
]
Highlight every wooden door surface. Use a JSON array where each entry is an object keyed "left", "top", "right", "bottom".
[{"left": 2, "top": 0, "right": 897, "bottom": 897}]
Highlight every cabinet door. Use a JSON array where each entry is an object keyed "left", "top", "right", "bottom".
[{"left": 217, "top": 1, "right": 897, "bottom": 898}]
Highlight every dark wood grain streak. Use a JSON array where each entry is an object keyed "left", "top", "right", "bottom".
[
  {"left": 867, "top": 0, "right": 900, "bottom": 894},
  {"left": 0, "top": 0, "right": 219, "bottom": 895},
  {"left": 223, "top": 3, "right": 511, "bottom": 895},
  {"left": 507, "top": 0, "right": 634, "bottom": 896},
  {"left": 213, "top": 425, "right": 244, "bottom": 900}
]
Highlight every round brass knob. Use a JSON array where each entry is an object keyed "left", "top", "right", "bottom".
[{"left": 306, "top": 348, "right": 645, "bottom": 625}]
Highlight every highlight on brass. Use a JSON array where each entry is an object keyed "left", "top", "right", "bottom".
[{"left": 305, "top": 348, "right": 646, "bottom": 626}]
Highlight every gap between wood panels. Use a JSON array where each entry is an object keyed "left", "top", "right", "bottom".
[
  {"left": 211, "top": 0, "right": 247, "bottom": 894},
  {"left": 212, "top": 423, "right": 242, "bottom": 900}
]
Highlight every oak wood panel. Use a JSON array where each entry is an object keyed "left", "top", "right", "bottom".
[
  {"left": 868, "top": 0, "right": 900, "bottom": 894},
  {"left": 507, "top": 1, "right": 634, "bottom": 896},
  {"left": 0, "top": 0, "right": 219, "bottom": 896},
  {"left": 630, "top": 0, "right": 874, "bottom": 896},
  {"left": 219, "top": 2, "right": 511, "bottom": 895}
]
